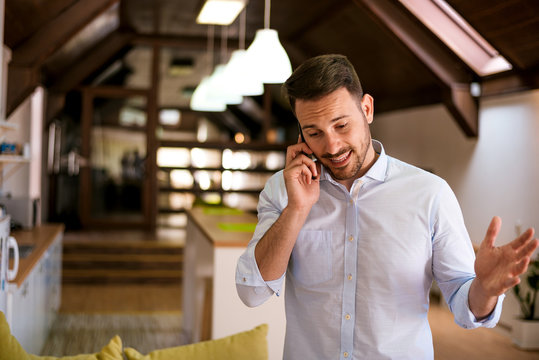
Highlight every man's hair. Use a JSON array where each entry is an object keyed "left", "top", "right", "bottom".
[{"left": 282, "top": 54, "right": 364, "bottom": 113}]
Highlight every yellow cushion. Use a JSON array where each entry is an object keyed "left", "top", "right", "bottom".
[
  {"left": 124, "top": 324, "right": 268, "bottom": 360},
  {"left": 0, "top": 311, "right": 123, "bottom": 360}
]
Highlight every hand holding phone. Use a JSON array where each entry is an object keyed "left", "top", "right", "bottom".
[
  {"left": 283, "top": 129, "right": 321, "bottom": 211},
  {"left": 297, "top": 122, "right": 317, "bottom": 179}
]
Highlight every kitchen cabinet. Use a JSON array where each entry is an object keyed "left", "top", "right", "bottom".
[{"left": 8, "top": 225, "right": 63, "bottom": 354}]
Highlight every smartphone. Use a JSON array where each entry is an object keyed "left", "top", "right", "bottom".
[
  {"left": 298, "top": 121, "right": 307, "bottom": 143},
  {"left": 297, "top": 122, "right": 317, "bottom": 179}
]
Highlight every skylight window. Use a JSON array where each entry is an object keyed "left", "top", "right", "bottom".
[{"left": 399, "top": 0, "right": 512, "bottom": 76}]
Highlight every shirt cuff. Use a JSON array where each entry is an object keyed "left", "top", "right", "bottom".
[
  {"left": 236, "top": 242, "right": 285, "bottom": 296},
  {"left": 451, "top": 279, "right": 505, "bottom": 329},
  {"left": 264, "top": 273, "right": 285, "bottom": 296}
]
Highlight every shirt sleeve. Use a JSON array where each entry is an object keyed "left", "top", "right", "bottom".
[
  {"left": 235, "top": 172, "right": 287, "bottom": 307},
  {"left": 431, "top": 180, "right": 504, "bottom": 329}
]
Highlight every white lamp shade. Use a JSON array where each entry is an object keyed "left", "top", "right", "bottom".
[
  {"left": 224, "top": 50, "right": 264, "bottom": 96},
  {"left": 246, "top": 29, "right": 292, "bottom": 84},
  {"left": 190, "top": 76, "right": 227, "bottom": 112},
  {"left": 207, "top": 64, "right": 244, "bottom": 105}
]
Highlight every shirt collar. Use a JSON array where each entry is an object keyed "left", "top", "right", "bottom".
[
  {"left": 319, "top": 139, "right": 388, "bottom": 184},
  {"left": 367, "top": 139, "right": 388, "bottom": 182}
]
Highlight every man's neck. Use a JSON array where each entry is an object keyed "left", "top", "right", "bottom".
[{"left": 335, "top": 145, "right": 378, "bottom": 191}]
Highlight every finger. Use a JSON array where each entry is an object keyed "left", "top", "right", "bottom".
[
  {"left": 481, "top": 216, "right": 501, "bottom": 249},
  {"left": 503, "top": 276, "right": 521, "bottom": 291},
  {"left": 286, "top": 143, "right": 314, "bottom": 164},
  {"left": 298, "top": 164, "right": 316, "bottom": 185},
  {"left": 288, "top": 162, "right": 315, "bottom": 184},
  {"left": 512, "top": 256, "right": 531, "bottom": 276},
  {"left": 516, "top": 236, "right": 539, "bottom": 259},
  {"left": 511, "top": 227, "right": 535, "bottom": 250},
  {"left": 314, "top": 162, "right": 322, "bottom": 180},
  {"left": 288, "top": 151, "right": 317, "bottom": 178}
]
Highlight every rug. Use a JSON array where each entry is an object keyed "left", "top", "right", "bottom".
[{"left": 41, "top": 312, "right": 187, "bottom": 356}]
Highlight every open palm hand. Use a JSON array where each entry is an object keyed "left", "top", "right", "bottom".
[{"left": 474, "top": 216, "right": 538, "bottom": 297}]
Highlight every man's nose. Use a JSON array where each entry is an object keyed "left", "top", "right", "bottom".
[{"left": 324, "top": 135, "right": 341, "bottom": 155}]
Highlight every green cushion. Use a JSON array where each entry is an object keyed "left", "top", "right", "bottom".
[
  {"left": 0, "top": 311, "right": 123, "bottom": 360},
  {"left": 124, "top": 324, "right": 268, "bottom": 360}
]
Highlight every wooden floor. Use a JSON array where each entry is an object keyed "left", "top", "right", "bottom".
[
  {"left": 60, "top": 284, "right": 539, "bottom": 359},
  {"left": 61, "top": 284, "right": 182, "bottom": 313}
]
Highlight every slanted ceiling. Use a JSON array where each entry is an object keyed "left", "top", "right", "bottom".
[{"left": 4, "top": 0, "right": 539, "bottom": 137}]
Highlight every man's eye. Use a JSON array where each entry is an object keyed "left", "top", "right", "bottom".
[
  {"left": 307, "top": 132, "right": 319, "bottom": 137},
  {"left": 338, "top": 123, "right": 348, "bottom": 129}
]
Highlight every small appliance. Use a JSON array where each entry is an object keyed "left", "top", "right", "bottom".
[{"left": 0, "top": 213, "right": 19, "bottom": 315}]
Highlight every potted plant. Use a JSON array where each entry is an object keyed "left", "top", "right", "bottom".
[{"left": 511, "top": 254, "right": 539, "bottom": 349}]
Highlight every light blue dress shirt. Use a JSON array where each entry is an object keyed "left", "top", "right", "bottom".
[{"left": 236, "top": 140, "right": 504, "bottom": 360}]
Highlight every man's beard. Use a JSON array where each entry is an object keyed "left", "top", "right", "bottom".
[{"left": 321, "top": 147, "right": 363, "bottom": 181}]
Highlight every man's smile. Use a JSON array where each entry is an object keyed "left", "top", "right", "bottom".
[{"left": 325, "top": 150, "right": 352, "bottom": 168}]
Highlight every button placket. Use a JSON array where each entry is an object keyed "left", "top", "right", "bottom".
[{"left": 341, "top": 197, "right": 357, "bottom": 360}]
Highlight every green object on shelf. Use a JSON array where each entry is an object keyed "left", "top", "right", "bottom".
[
  {"left": 218, "top": 222, "right": 257, "bottom": 232},
  {"left": 203, "top": 207, "right": 244, "bottom": 216}
]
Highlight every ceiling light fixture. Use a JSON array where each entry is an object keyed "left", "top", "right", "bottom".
[
  {"left": 196, "top": 0, "right": 247, "bottom": 25},
  {"left": 206, "top": 26, "right": 243, "bottom": 105},
  {"left": 223, "top": 9, "right": 264, "bottom": 96},
  {"left": 190, "top": 25, "right": 227, "bottom": 112},
  {"left": 246, "top": 0, "right": 292, "bottom": 84}
]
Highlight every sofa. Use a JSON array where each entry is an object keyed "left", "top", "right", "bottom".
[{"left": 0, "top": 312, "right": 268, "bottom": 360}]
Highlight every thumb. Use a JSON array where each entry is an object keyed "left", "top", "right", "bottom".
[{"left": 482, "top": 216, "right": 501, "bottom": 249}]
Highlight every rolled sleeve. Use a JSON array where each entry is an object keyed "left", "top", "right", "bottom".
[
  {"left": 450, "top": 279, "right": 505, "bottom": 329},
  {"left": 235, "top": 171, "right": 287, "bottom": 307},
  {"left": 235, "top": 231, "right": 286, "bottom": 307},
  {"left": 432, "top": 181, "right": 504, "bottom": 329}
]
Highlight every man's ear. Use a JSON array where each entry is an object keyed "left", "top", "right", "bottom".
[{"left": 361, "top": 94, "right": 374, "bottom": 124}]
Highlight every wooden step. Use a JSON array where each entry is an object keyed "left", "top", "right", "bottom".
[
  {"left": 62, "top": 239, "right": 184, "bottom": 285},
  {"left": 63, "top": 243, "right": 183, "bottom": 255},
  {"left": 63, "top": 253, "right": 183, "bottom": 263}
]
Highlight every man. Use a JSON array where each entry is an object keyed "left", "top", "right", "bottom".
[{"left": 235, "top": 54, "right": 538, "bottom": 359}]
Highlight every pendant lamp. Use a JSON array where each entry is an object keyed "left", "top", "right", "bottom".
[
  {"left": 191, "top": 76, "right": 227, "bottom": 111},
  {"left": 190, "top": 25, "right": 227, "bottom": 111},
  {"left": 246, "top": 0, "right": 292, "bottom": 84},
  {"left": 206, "top": 26, "right": 243, "bottom": 105},
  {"left": 222, "top": 9, "right": 264, "bottom": 96},
  {"left": 207, "top": 64, "right": 243, "bottom": 104}
]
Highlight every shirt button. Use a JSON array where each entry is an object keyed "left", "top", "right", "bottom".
[
  {"left": 349, "top": 199, "right": 353, "bottom": 205},
  {"left": 242, "top": 277, "right": 246, "bottom": 282},
  {"left": 343, "top": 352, "right": 349, "bottom": 358},
  {"left": 345, "top": 314, "right": 351, "bottom": 320},
  {"left": 348, "top": 235, "right": 353, "bottom": 242},
  {"left": 347, "top": 274, "right": 353, "bottom": 281}
]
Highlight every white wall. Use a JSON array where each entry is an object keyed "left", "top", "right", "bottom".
[
  {"left": 2, "top": 87, "right": 44, "bottom": 201},
  {"left": 370, "top": 89, "right": 539, "bottom": 330},
  {"left": 2, "top": 96, "right": 31, "bottom": 197}
]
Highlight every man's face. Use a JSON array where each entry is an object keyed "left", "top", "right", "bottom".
[{"left": 295, "top": 87, "right": 375, "bottom": 187}]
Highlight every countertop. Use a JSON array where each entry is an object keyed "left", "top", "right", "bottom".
[
  {"left": 9, "top": 223, "right": 65, "bottom": 288},
  {"left": 186, "top": 207, "right": 257, "bottom": 247}
]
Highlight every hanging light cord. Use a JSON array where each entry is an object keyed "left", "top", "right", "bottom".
[
  {"left": 207, "top": 25, "right": 214, "bottom": 74},
  {"left": 264, "top": 0, "right": 271, "bottom": 29},
  {"left": 239, "top": 9, "right": 246, "bottom": 50},
  {"left": 221, "top": 25, "right": 228, "bottom": 63}
]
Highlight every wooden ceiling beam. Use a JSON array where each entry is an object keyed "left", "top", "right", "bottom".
[
  {"left": 132, "top": 33, "right": 240, "bottom": 50},
  {"left": 353, "top": 0, "right": 479, "bottom": 137},
  {"left": 481, "top": 67, "right": 539, "bottom": 97},
  {"left": 50, "top": 31, "right": 133, "bottom": 93},
  {"left": 285, "top": 2, "right": 350, "bottom": 43},
  {"left": 6, "top": 65, "right": 40, "bottom": 116},
  {"left": 11, "top": 0, "right": 120, "bottom": 68}
]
